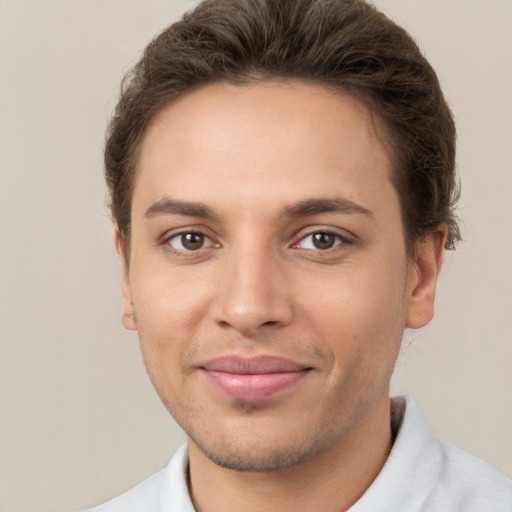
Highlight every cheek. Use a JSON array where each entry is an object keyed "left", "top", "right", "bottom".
[
  {"left": 129, "top": 271, "right": 212, "bottom": 380},
  {"left": 298, "top": 261, "right": 408, "bottom": 364},
  {"left": 131, "top": 264, "right": 211, "bottom": 330},
  {"left": 303, "top": 264, "right": 407, "bottom": 326}
]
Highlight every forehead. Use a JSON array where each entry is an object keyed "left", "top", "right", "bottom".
[{"left": 133, "top": 80, "right": 396, "bottom": 219}]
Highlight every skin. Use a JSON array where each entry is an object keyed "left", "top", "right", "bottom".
[{"left": 116, "top": 81, "right": 446, "bottom": 512}]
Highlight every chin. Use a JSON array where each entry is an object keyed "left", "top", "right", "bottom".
[
  {"left": 187, "top": 419, "right": 341, "bottom": 473},
  {"left": 192, "top": 438, "right": 320, "bottom": 473}
]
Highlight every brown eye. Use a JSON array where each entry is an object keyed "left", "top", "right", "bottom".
[
  {"left": 168, "top": 232, "right": 209, "bottom": 252},
  {"left": 296, "top": 231, "right": 343, "bottom": 250},
  {"left": 181, "top": 233, "right": 204, "bottom": 250},
  {"left": 312, "top": 232, "right": 336, "bottom": 249}
]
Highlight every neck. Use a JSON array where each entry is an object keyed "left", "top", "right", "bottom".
[{"left": 187, "top": 395, "right": 393, "bottom": 512}]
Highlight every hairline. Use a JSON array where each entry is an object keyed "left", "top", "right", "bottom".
[{"left": 116, "top": 76, "right": 422, "bottom": 262}]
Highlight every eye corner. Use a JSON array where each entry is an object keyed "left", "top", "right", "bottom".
[
  {"left": 293, "top": 230, "right": 350, "bottom": 251},
  {"left": 162, "top": 228, "right": 221, "bottom": 257}
]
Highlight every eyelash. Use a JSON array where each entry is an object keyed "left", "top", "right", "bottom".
[
  {"left": 164, "top": 230, "right": 217, "bottom": 255},
  {"left": 292, "top": 230, "right": 349, "bottom": 251},
  {"left": 162, "top": 228, "right": 352, "bottom": 256}
]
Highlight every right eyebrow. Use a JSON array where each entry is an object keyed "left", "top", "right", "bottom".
[
  {"left": 145, "top": 198, "right": 217, "bottom": 220},
  {"left": 280, "top": 197, "right": 374, "bottom": 219}
]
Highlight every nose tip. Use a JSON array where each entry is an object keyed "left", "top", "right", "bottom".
[
  {"left": 217, "top": 303, "right": 281, "bottom": 336},
  {"left": 213, "top": 258, "right": 293, "bottom": 336}
]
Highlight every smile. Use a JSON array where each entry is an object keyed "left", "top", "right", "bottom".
[{"left": 198, "top": 355, "right": 312, "bottom": 401}]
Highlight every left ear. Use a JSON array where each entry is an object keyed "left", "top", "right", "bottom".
[
  {"left": 406, "top": 225, "right": 448, "bottom": 329},
  {"left": 114, "top": 223, "right": 137, "bottom": 331}
]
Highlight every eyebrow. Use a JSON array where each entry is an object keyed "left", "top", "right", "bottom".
[
  {"left": 281, "top": 198, "right": 374, "bottom": 218},
  {"left": 145, "top": 198, "right": 217, "bottom": 219},
  {"left": 144, "top": 196, "right": 373, "bottom": 221}
]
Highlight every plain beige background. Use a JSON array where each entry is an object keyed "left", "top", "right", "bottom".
[{"left": 1, "top": 1, "right": 511, "bottom": 511}]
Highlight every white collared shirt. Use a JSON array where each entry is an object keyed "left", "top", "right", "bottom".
[{"left": 83, "top": 396, "right": 512, "bottom": 511}]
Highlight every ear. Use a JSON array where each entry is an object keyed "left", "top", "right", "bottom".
[
  {"left": 406, "top": 225, "right": 448, "bottom": 329},
  {"left": 114, "top": 224, "right": 137, "bottom": 331}
]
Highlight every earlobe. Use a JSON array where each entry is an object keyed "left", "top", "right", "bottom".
[
  {"left": 114, "top": 224, "right": 137, "bottom": 331},
  {"left": 406, "top": 226, "right": 448, "bottom": 329}
]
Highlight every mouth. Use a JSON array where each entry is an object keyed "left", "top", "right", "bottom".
[{"left": 198, "top": 355, "right": 313, "bottom": 402}]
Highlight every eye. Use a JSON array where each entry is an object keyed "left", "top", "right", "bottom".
[
  {"left": 167, "top": 231, "right": 213, "bottom": 252},
  {"left": 296, "top": 231, "right": 344, "bottom": 250}
]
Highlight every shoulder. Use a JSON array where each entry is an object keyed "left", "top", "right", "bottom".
[
  {"left": 399, "top": 396, "right": 512, "bottom": 511},
  {"left": 350, "top": 396, "right": 512, "bottom": 512},
  {"left": 427, "top": 437, "right": 512, "bottom": 510}
]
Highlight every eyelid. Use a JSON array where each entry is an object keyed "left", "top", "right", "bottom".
[
  {"left": 161, "top": 227, "right": 220, "bottom": 255},
  {"left": 291, "top": 226, "right": 354, "bottom": 249}
]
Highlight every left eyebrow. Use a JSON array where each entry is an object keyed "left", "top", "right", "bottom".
[
  {"left": 280, "top": 198, "right": 374, "bottom": 219},
  {"left": 145, "top": 198, "right": 218, "bottom": 219}
]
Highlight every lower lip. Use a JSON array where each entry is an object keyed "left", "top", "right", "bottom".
[{"left": 201, "top": 369, "right": 309, "bottom": 401}]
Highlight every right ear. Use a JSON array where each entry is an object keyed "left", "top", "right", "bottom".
[{"left": 114, "top": 224, "right": 137, "bottom": 331}]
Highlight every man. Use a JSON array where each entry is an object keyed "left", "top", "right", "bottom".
[{"left": 85, "top": 0, "right": 512, "bottom": 510}]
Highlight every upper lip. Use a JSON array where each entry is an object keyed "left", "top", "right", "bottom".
[{"left": 198, "top": 355, "right": 311, "bottom": 374}]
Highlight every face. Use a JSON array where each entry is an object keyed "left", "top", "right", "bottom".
[{"left": 118, "top": 81, "right": 443, "bottom": 472}]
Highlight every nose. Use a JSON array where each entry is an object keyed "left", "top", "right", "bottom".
[{"left": 212, "top": 245, "right": 294, "bottom": 336}]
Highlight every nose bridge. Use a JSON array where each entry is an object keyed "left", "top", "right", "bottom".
[{"left": 213, "top": 238, "right": 292, "bottom": 335}]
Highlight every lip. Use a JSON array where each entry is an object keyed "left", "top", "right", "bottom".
[{"left": 198, "top": 355, "right": 312, "bottom": 402}]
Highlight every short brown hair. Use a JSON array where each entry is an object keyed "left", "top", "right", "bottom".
[{"left": 105, "top": 0, "right": 460, "bottom": 256}]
